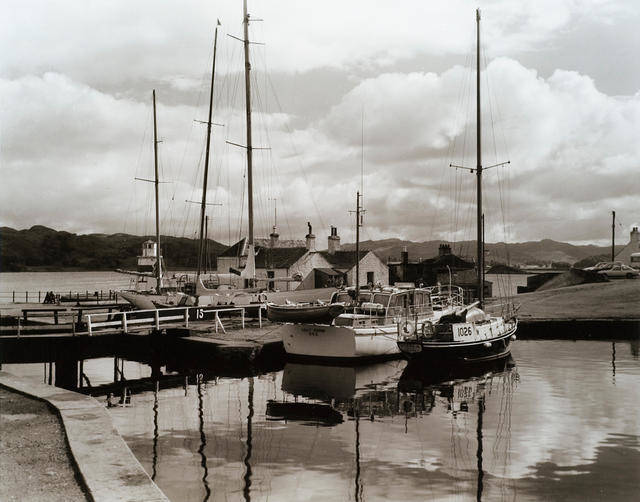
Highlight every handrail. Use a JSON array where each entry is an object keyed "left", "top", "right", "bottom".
[{"left": 85, "top": 305, "right": 262, "bottom": 335}]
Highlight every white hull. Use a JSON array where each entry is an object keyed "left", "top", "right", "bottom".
[{"left": 280, "top": 308, "right": 454, "bottom": 361}]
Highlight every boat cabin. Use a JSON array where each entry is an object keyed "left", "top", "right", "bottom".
[{"left": 331, "top": 286, "right": 443, "bottom": 327}]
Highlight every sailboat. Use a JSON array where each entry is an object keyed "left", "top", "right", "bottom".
[
  {"left": 118, "top": 90, "right": 192, "bottom": 310},
  {"left": 397, "top": 9, "right": 517, "bottom": 362}
]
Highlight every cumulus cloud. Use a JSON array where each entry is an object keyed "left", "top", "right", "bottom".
[{"left": 0, "top": 0, "right": 638, "bottom": 246}]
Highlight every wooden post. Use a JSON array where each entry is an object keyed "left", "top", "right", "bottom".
[
  {"left": 122, "top": 312, "right": 128, "bottom": 334},
  {"left": 241, "top": 307, "right": 245, "bottom": 329},
  {"left": 155, "top": 309, "right": 160, "bottom": 330},
  {"left": 87, "top": 315, "right": 93, "bottom": 336},
  {"left": 26, "top": 291, "right": 28, "bottom": 303},
  {"left": 54, "top": 310, "right": 59, "bottom": 325}
]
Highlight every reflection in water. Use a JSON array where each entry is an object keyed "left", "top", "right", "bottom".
[
  {"left": 197, "top": 374, "right": 211, "bottom": 502},
  {"left": 152, "top": 380, "right": 159, "bottom": 481},
  {"left": 243, "top": 377, "right": 254, "bottom": 502},
  {"left": 611, "top": 342, "right": 616, "bottom": 386},
  {"left": 89, "top": 341, "right": 640, "bottom": 502},
  {"left": 476, "top": 395, "right": 485, "bottom": 502}
]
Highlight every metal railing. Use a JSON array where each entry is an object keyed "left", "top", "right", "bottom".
[
  {"left": 85, "top": 305, "right": 262, "bottom": 336},
  {"left": 0, "top": 290, "right": 119, "bottom": 304}
]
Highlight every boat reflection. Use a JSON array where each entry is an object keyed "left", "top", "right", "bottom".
[
  {"left": 398, "top": 355, "right": 519, "bottom": 501},
  {"left": 271, "top": 360, "right": 406, "bottom": 423}
]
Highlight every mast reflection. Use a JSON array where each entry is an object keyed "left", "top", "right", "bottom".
[
  {"left": 197, "top": 374, "right": 211, "bottom": 502},
  {"left": 243, "top": 376, "right": 254, "bottom": 502}
]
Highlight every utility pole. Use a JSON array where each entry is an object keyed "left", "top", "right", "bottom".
[{"left": 611, "top": 211, "right": 616, "bottom": 262}]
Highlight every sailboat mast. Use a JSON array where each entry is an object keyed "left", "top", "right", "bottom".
[
  {"left": 197, "top": 21, "right": 220, "bottom": 278},
  {"left": 152, "top": 89, "right": 162, "bottom": 291},
  {"left": 355, "top": 192, "right": 361, "bottom": 297},
  {"left": 475, "top": 8, "right": 484, "bottom": 308},
  {"left": 243, "top": 0, "right": 254, "bottom": 250}
]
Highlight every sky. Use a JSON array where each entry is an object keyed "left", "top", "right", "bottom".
[{"left": 1, "top": 0, "right": 639, "bottom": 249}]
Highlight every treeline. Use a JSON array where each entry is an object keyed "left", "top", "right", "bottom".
[{"left": 0, "top": 226, "right": 227, "bottom": 272}]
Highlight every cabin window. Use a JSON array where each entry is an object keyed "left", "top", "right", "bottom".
[
  {"left": 415, "top": 292, "right": 423, "bottom": 306},
  {"left": 372, "top": 293, "right": 390, "bottom": 307},
  {"left": 335, "top": 292, "right": 351, "bottom": 303},
  {"left": 358, "top": 293, "right": 372, "bottom": 303}
]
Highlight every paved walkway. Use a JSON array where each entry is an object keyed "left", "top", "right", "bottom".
[{"left": 0, "top": 372, "right": 169, "bottom": 502}]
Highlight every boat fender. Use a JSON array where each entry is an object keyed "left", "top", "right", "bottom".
[{"left": 401, "top": 320, "right": 416, "bottom": 337}]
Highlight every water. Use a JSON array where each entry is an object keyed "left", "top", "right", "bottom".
[
  {"left": 0, "top": 271, "right": 133, "bottom": 299},
  {"left": 7, "top": 340, "right": 633, "bottom": 501}
]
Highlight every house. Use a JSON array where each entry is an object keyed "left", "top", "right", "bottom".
[
  {"left": 216, "top": 224, "right": 389, "bottom": 291},
  {"left": 388, "top": 243, "right": 491, "bottom": 302},
  {"left": 614, "top": 227, "right": 640, "bottom": 266}
]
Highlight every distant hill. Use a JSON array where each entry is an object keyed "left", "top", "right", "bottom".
[
  {"left": 341, "top": 238, "right": 621, "bottom": 267},
  {"left": 0, "top": 225, "right": 622, "bottom": 272},
  {"left": 0, "top": 226, "right": 227, "bottom": 272}
]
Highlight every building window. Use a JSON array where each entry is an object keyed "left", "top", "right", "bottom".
[{"left": 367, "top": 271, "right": 374, "bottom": 285}]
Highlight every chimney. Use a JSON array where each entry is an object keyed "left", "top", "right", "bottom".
[
  {"left": 439, "top": 243, "right": 451, "bottom": 257},
  {"left": 328, "top": 226, "right": 340, "bottom": 255},
  {"left": 631, "top": 227, "right": 639, "bottom": 246},
  {"left": 269, "top": 226, "right": 279, "bottom": 248},
  {"left": 305, "top": 221, "right": 316, "bottom": 252},
  {"left": 401, "top": 246, "right": 409, "bottom": 265}
]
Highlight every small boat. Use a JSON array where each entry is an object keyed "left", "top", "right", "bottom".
[
  {"left": 266, "top": 300, "right": 344, "bottom": 324},
  {"left": 397, "top": 9, "right": 517, "bottom": 363}
]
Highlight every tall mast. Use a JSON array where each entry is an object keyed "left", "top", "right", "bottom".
[
  {"left": 197, "top": 20, "right": 220, "bottom": 278},
  {"left": 355, "top": 192, "right": 361, "bottom": 296},
  {"left": 475, "top": 8, "right": 484, "bottom": 308},
  {"left": 152, "top": 89, "right": 162, "bottom": 291},
  {"left": 243, "top": 0, "right": 254, "bottom": 252}
]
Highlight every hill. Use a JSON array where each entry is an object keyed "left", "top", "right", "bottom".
[
  {"left": 0, "top": 226, "right": 227, "bottom": 272},
  {"left": 341, "top": 238, "right": 619, "bottom": 267},
  {"left": 1, "top": 226, "right": 620, "bottom": 272}
]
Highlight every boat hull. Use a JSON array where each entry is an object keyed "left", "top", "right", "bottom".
[
  {"left": 266, "top": 303, "right": 344, "bottom": 324},
  {"left": 280, "top": 323, "right": 402, "bottom": 362},
  {"left": 398, "top": 321, "right": 517, "bottom": 362}
]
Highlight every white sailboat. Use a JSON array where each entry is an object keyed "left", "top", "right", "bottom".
[{"left": 397, "top": 9, "right": 517, "bottom": 361}]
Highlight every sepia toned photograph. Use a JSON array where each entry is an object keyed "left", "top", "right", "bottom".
[{"left": 1, "top": 1, "right": 638, "bottom": 501}]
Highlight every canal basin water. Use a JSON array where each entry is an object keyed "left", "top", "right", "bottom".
[{"left": 93, "top": 339, "right": 640, "bottom": 501}]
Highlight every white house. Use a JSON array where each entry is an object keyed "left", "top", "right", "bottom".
[{"left": 216, "top": 224, "right": 389, "bottom": 291}]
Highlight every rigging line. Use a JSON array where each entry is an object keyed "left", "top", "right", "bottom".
[
  {"left": 264, "top": 71, "right": 327, "bottom": 232},
  {"left": 124, "top": 103, "right": 152, "bottom": 235}
]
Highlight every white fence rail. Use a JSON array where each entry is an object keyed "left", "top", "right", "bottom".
[{"left": 85, "top": 306, "right": 262, "bottom": 335}]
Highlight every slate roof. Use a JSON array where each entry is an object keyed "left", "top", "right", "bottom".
[
  {"left": 255, "top": 247, "right": 309, "bottom": 269},
  {"left": 218, "top": 238, "right": 247, "bottom": 258},
  {"left": 319, "top": 250, "right": 370, "bottom": 270}
]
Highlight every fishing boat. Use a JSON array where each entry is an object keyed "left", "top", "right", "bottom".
[
  {"left": 117, "top": 90, "right": 192, "bottom": 310},
  {"left": 397, "top": 9, "right": 517, "bottom": 362},
  {"left": 266, "top": 300, "right": 344, "bottom": 324}
]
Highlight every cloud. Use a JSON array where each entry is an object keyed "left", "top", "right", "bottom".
[{"left": 0, "top": 0, "right": 638, "bottom": 246}]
